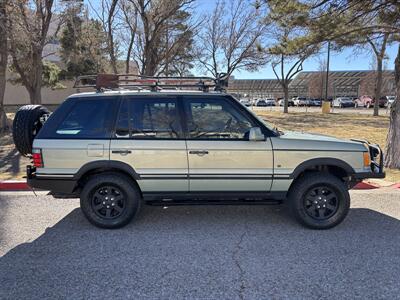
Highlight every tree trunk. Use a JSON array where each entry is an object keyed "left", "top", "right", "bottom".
[
  {"left": 0, "top": 0, "right": 9, "bottom": 131},
  {"left": 384, "top": 44, "right": 400, "bottom": 169},
  {"left": 28, "top": 85, "right": 42, "bottom": 105},
  {"left": 283, "top": 83, "right": 289, "bottom": 114},
  {"left": 373, "top": 56, "right": 383, "bottom": 117}
]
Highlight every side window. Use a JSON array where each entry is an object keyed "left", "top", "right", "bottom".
[
  {"left": 56, "top": 98, "right": 116, "bottom": 138},
  {"left": 114, "top": 98, "right": 182, "bottom": 139},
  {"left": 184, "top": 98, "right": 254, "bottom": 140}
]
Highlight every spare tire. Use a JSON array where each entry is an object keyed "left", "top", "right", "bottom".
[{"left": 12, "top": 105, "right": 50, "bottom": 156}]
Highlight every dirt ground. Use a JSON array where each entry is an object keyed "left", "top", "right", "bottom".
[{"left": 1, "top": 109, "right": 399, "bottom": 182}]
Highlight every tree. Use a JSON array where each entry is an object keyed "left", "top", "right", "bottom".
[
  {"left": 127, "top": 0, "right": 196, "bottom": 76},
  {"left": 304, "top": 0, "right": 400, "bottom": 168},
  {"left": 0, "top": 0, "right": 9, "bottom": 131},
  {"left": 385, "top": 45, "right": 400, "bottom": 168},
  {"left": 119, "top": 0, "right": 138, "bottom": 73},
  {"left": 266, "top": 0, "right": 320, "bottom": 113},
  {"left": 196, "top": 0, "right": 268, "bottom": 78},
  {"left": 7, "top": 0, "right": 56, "bottom": 104},
  {"left": 59, "top": 5, "right": 108, "bottom": 78}
]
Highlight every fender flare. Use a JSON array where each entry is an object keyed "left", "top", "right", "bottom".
[
  {"left": 74, "top": 160, "right": 141, "bottom": 181},
  {"left": 290, "top": 157, "right": 355, "bottom": 179}
]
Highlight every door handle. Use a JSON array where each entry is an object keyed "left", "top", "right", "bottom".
[
  {"left": 189, "top": 150, "right": 209, "bottom": 156},
  {"left": 112, "top": 150, "right": 132, "bottom": 155}
]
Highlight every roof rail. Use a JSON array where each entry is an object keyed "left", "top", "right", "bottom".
[{"left": 73, "top": 73, "right": 229, "bottom": 92}]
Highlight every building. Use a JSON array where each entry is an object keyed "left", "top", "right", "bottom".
[{"left": 228, "top": 70, "right": 396, "bottom": 100}]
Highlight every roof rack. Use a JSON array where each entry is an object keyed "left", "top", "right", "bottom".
[{"left": 73, "top": 73, "right": 229, "bottom": 92}]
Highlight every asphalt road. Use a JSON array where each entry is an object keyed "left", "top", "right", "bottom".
[
  {"left": 250, "top": 105, "right": 391, "bottom": 115},
  {"left": 1, "top": 189, "right": 400, "bottom": 299}
]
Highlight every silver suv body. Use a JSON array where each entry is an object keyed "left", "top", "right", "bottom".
[{"left": 26, "top": 88, "right": 385, "bottom": 229}]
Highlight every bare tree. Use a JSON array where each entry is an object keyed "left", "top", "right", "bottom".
[
  {"left": 89, "top": 0, "right": 120, "bottom": 74},
  {"left": 0, "top": 0, "right": 9, "bottom": 131},
  {"left": 128, "top": 0, "right": 196, "bottom": 76},
  {"left": 196, "top": 0, "right": 268, "bottom": 78},
  {"left": 119, "top": 0, "right": 138, "bottom": 73},
  {"left": 7, "top": 0, "right": 55, "bottom": 104},
  {"left": 368, "top": 32, "right": 390, "bottom": 116}
]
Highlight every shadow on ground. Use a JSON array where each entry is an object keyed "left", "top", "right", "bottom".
[{"left": 0, "top": 205, "right": 399, "bottom": 299}]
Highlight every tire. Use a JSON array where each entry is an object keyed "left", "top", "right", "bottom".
[
  {"left": 12, "top": 105, "right": 49, "bottom": 156},
  {"left": 288, "top": 172, "right": 350, "bottom": 229},
  {"left": 80, "top": 173, "right": 141, "bottom": 229}
]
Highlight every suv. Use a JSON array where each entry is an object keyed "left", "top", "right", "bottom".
[{"left": 13, "top": 74, "right": 385, "bottom": 230}]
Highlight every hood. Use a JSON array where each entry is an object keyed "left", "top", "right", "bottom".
[{"left": 274, "top": 131, "right": 366, "bottom": 152}]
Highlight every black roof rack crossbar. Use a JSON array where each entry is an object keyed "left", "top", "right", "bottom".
[{"left": 73, "top": 73, "right": 229, "bottom": 92}]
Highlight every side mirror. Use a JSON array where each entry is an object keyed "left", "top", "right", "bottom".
[{"left": 249, "top": 127, "right": 265, "bottom": 141}]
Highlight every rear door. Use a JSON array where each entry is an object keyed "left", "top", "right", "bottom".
[
  {"left": 183, "top": 96, "right": 273, "bottom": 192},
  {"left": 110, "top": 95, "right": 189, "bottom": 193}
]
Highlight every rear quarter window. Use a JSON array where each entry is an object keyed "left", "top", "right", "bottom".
[{"left": 37, "top": 96, "right": 119, "bottom": 139}]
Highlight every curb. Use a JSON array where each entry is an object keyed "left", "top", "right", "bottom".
[
  {"left": 0, "top": 180, "right": 30, "bottom": 191},
  {"left": 353, "top": 181, "right": 380, "bottom": 190}
]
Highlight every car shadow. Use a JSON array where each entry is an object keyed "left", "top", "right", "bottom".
[{"left": 0, "top": 205, "right": 399, "bottom": 299}]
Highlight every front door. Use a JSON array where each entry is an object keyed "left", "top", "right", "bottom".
[
  {"left": 110, "top": 96, "right": 188, "bottom": 193},
  {"left": 183, "top": 96, "right": 273, "bottom": 192}
]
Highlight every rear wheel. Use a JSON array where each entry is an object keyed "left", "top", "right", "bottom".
[
  {"left": 288, "top": 173, "right": 350, "bottom": 229},
  {"left": 12, "top": 105, "right": 49, "bottom": 156},
  {"left": 80, "top": 173, "right": 141, "bottom": 229}
]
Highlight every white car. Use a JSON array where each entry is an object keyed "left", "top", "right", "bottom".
[{"left": 239, "top": 99, "right": 252, "bottom": 107}]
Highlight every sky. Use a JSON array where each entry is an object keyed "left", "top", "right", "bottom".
[
  {"left": 195, "top": 0, "right": 397, "bottom": 80},
  {"left": 86, "top": 0, "right": 397, "bottom": 79}
]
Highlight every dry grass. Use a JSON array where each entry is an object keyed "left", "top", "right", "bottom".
[{"left": 1, "top": 110, "right": 399, "bottom": 182}]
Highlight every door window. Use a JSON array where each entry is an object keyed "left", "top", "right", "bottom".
[
  {"left": 115, "top": 98, "right": 182, "bottom": 139},
  {"left": 184, "top": 98, "right": 254, "bottom": 140}
]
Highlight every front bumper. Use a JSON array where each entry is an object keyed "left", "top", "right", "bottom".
[
  {"left": 26, "top": 166, "right": 77, "bottom": 194},
  {"left": 351, "top": 139, "right": 385, "bottom": 180}
]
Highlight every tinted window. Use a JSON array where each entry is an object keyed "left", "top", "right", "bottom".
[
  {"left": 184, "top": 98, "right": 254, "bottom": 140},
  {"left": 115, "top": 98, "right": 182, "bottom": 139},
  {"left": 55, "top": 98, "right": 116, "bottom": 138}
]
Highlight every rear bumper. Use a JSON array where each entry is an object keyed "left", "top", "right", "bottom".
[
  {"left": 26, "top": 166, "right": 77, "bottom": 194},
  {"left": 353, "top": 172, "right": 386, "bottom": 180}
]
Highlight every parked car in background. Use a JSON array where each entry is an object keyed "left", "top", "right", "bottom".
[
  {"left": 255, "top": 99, "right": 275, "bottom": 107},
  {"left": 239, "top": 98, "right": 252, "bottom": 107},
  {"left": 265, "top": 98, "right": 276, "bottom": 106},
  {"left": 310, "top": 98, "right": 322, "bottom": 106},
  {"left": 354, "top": 95, "right": 387, "bottom": 108},
  {"left": 333, "top": 97, "right": 354, "bottom": 108},
  {"left": 278, "top": 98, "right": 295, "bottom": 107},
  {"left": 293, "top": 97, "right": 309, "bottom": 106},
  {"left": 386, "top": 96, "right": 396, "bottom": 107}
]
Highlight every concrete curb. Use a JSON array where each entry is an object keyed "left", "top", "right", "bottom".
[{"left": 0, "top": 180, "right": 398, "bottom": 192}]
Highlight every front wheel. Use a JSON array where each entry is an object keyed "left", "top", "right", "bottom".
[
  {"left": 288, "top": 173, "right": 350, "bottom": 229},
  {"left": 80, "top": 173, "right": 141, "bottom": 229}
]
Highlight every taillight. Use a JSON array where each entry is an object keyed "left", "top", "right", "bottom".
[{"left": 32, "top": 148, "right": 43, "bottom": 168}]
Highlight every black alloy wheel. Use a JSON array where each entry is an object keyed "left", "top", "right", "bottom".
[
  {"left": 91, "top": 185, "right": 126, "bottom": 219},
  {"left": 303, "top": 186, "right": 339, "bottom": 220}
]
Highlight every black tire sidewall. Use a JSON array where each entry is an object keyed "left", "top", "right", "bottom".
[
  {"left": 289, "top": 173, "right": 350, "bottom": 229},
  {"left": 80, "top": 174, "right": 141, "bottom": 229}
]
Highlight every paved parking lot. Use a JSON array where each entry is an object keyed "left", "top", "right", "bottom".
[
  {"left": 1, "top": 189, "right": 400, "bottom": 299},
  {"left": 250, "top": 105, "right": 391, "bottom": 115}
]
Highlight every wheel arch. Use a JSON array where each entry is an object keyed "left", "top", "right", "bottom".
[
  {"left": 290, "top": 158, "right": 355, "bottom": 181},
  {"left": 74, "top": 160, "right": 142, "bottom": 193}
]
